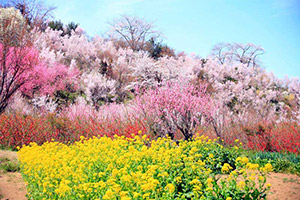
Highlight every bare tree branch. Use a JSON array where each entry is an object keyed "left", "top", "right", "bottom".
[
  {"left": 211, "top": 43, "right": 265, "bottom": 67},
  {"left": 5, "top": 0, "right": 56, "bottom": 29},
  {"left": 107, "top": 15, "right": 161, "bottom": 51}
]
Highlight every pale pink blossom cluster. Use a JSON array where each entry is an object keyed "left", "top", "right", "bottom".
[
  {"left": 133, "top": 80, "right": 215, "bottom": 140},
  {"left": 4, "top": 27, "right": 299, "bottom": 130},
  {"left": 61, "top": 97, "right": 133, "bottom": 124}
]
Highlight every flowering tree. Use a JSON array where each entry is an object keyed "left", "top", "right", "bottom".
[
  {"left": 82, "top": 71, "right": 116, "bottom": 109},
  {"left": 0, "top": 7, "right": 29, "bottom": 47},
  {"left": 21, "top": 62, "right": 79, "bottom": 97},
  {"left": 134, "top": 81, "right": 215, "bottom": 140},
  {"left": 29, "top": 27, "right": 300, "bottom": 124},
  {"left": 0, "top": 43, "right": 38, "bottom": 113}
]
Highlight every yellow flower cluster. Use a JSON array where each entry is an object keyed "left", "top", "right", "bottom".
[
  {"left": 236, "top": 156, "right": 249, "bottom": 164},
  {"left": 221, "top": 163, "right": 233, "bottom": 173},
  {"left": 261, "top": 163, "right": 273, "bottom": 172},
  {"left": 18, "top": 135, "right": 271, "bottom": 199}
]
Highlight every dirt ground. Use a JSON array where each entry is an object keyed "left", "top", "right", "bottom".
[
  {"left": 0, "top": 172, "right": 27, "bottom": 200},
  {"left": 267, "top": 172, "right": 300, "bottom": 200},
  {"left": 0, "top": 150, "right": 299, "bottom": 200},
  {"left": 0, "top": 150, "right": 27, "bottom": 200}
]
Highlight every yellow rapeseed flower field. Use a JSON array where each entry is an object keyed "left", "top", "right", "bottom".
[{"left": 18, "top": 134, "right": 272, "bottom": 199}]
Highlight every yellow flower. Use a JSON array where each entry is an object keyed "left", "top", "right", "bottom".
[
  {"left": 226, "top": 197, "right": 232, "bottom": 200},
  {"left": 221, "top": 163, "right": 233, "bottom": 173},
  {"left": 206, "top": 178, "right": 214, "bottom": 187},
  {"left": 241, "top": 157, "right": 249, "bottom": 164},
  {"left": 236, "top": 157, "right": 242, "bottom": 162},
  {"left": 238, "top": 181, "right": 246, "bottom": 189},
  {"left": 103, "top": 190, "right": 114, "bottom": 199},
  {"left": 121, "top": 196, "right": 131, "bottom": 200},
  {"left": 247, "top": 163, "right": 259, "bottom": 170},
  {"left": 143, "top": 193, "right": 150, "bottom": 199},
  {"left": 165, "top": 183, "right": 175, "bottom": 193},
  {"left": 133, "top": 192, "right": 141, "bottom": 198},
  {"left": 264, "top": 163, "right": 273, "bottom": 172},
  {"left": 120, "top": 191, "right": 129, "bottom": 197},
  {"left": 259, "top": 176, "right": 264, "bottom": 181},
  {"left": 190, "top": 179, "right": 200, "bottom": 185},
  {"left": 17, "top": 135, "right": 269, "bottom": 199},
  {"left": 175, "top": 176, "right": 182, "bottom": 183}
]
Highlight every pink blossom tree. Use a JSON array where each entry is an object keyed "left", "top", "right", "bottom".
[
  {"left": 134, "top": 80, "right": 215, "bottom": 140},
  {"left": 0, "top": 43, "right": 39, "bottom": 113},
  {"left": 21, "top": 61, "right": 79, "bottom": 98},
  {"left": 0, "top": 40, "right": 79, "bottom": 114}
]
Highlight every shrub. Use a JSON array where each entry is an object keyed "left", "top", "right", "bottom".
[
  {"left": 0, "top": 112, "right": 147, "bottom": 149},
  {"left": 245, "top": 122, "right": 300, "bottom": 154},
  {"left": 205, "top": 121, "right": 300, "bottom": 154}
]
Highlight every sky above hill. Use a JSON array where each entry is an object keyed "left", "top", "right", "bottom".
[{"left": 3, "top": 0, "right": 300, "bottom": 79}]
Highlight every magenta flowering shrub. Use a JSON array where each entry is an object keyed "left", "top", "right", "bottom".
[
  {"left": 21, "top": 62, "right": 79, "bottom": 97},
  {"left": 134, "top": 81, "right": 215, "bottom": 140}
]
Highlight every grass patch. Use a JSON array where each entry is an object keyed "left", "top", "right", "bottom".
[
  {"left": 282, "top": 177, "right": 299, "bottom": 184},
  {"left": 246, "top": 151, "right": 300, "bottom": 175},
  {"left": 0, "top": 157, "right": 20, "bottom": 172}
]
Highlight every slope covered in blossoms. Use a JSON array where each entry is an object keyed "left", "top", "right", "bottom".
[{"left": 0, "top": 7, "right": 299, "bottom": 153}]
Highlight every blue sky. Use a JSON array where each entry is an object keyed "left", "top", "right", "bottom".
[{"left": 3, "top": 0, "right": 300, "bottom": 78}]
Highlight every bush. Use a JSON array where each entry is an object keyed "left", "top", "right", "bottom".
[
  {"left": 0, "top": 113, "right": 147, "bottom": 149},
  {"left": 245, "top": 122, "right": 300, "bottom": 154},
  {"left": 209, "top": 122, "right": 300, "bottom": 154}
]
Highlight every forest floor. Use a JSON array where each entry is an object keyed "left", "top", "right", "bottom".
[{"left": 0, "top": 150, "right": 299, "bottom": 200}]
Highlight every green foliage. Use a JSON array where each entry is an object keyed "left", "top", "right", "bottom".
[
  {"left": 48, "top": 20, "right": 79, "bottom": 36},
  {"left": 145, "top": 38, "right": 175, "bottom": 60},
  {"left": 48, "top": 20, "right": 63, "bottom": 32},
  {"left": 54, "top": 90, "right": 80, "bottom": 109},
  {"left": 0, "top": 157, "right": 20, "bottom": 172},
  {"left": 247, "top": 151, "right": 300, "bottom": 174}
]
